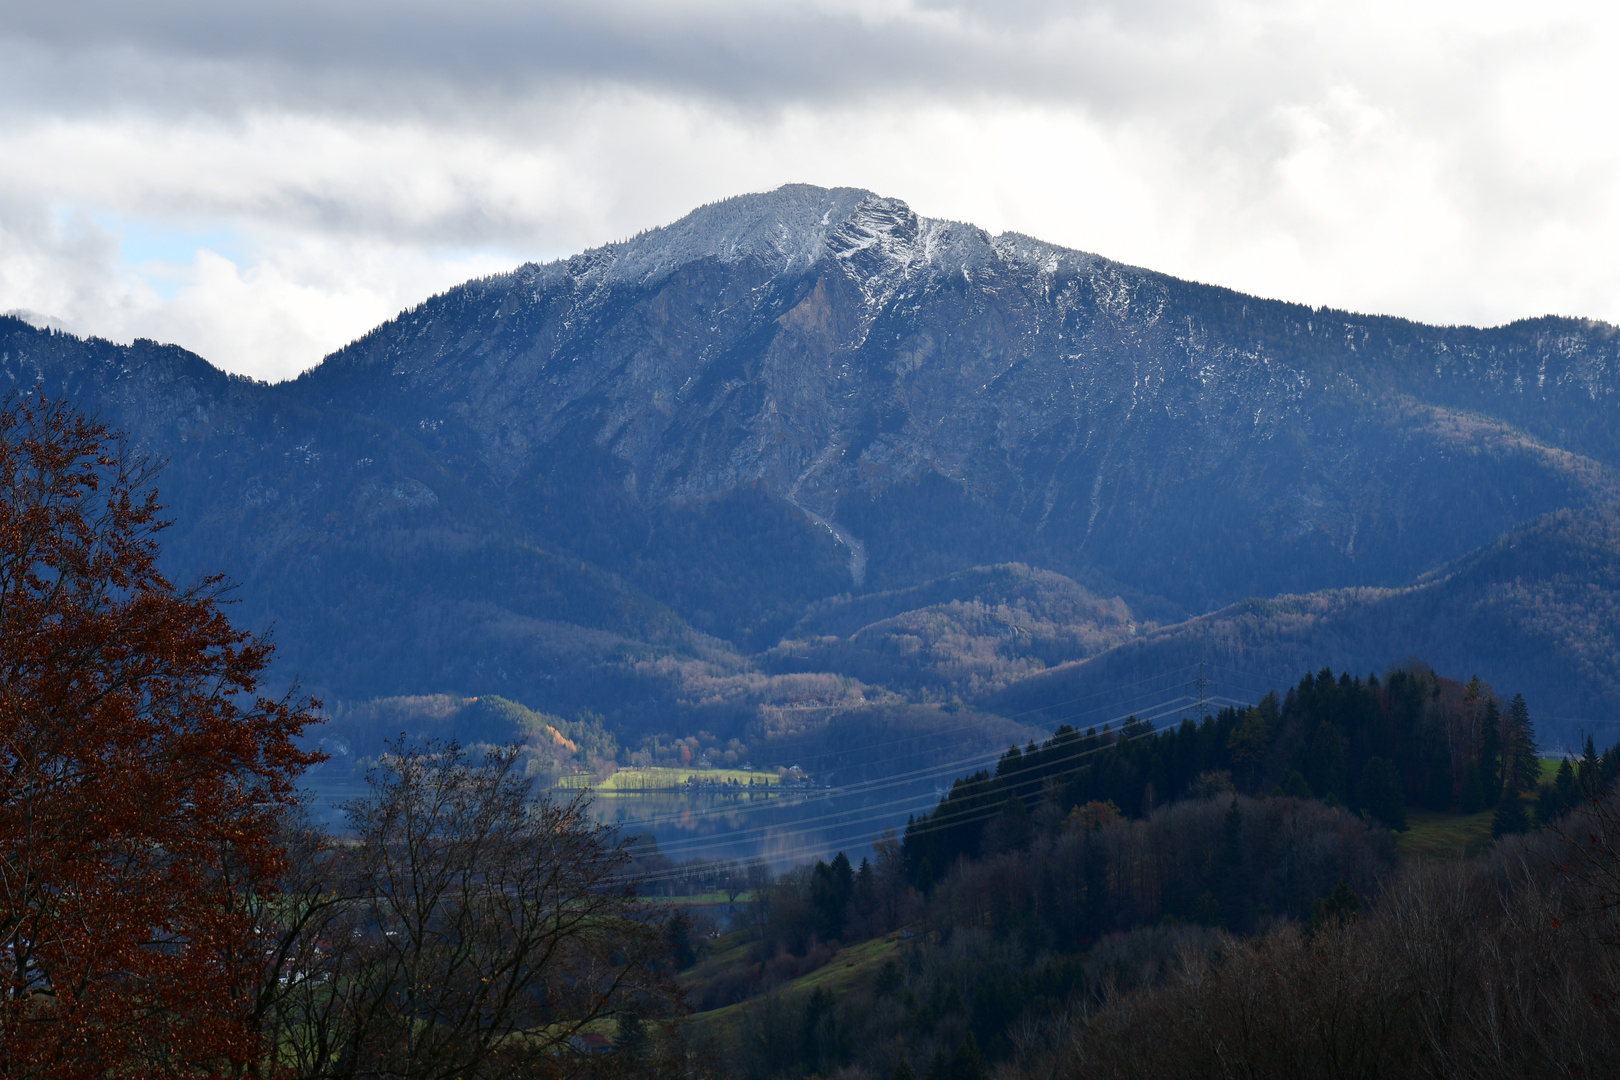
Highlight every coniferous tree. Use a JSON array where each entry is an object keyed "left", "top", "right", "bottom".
[
  {"left": 801, "top": 985, "right": 842, "bottom": 1075},
  {"left": 1215, "top": 797, "right": 1246, "bottom": 926},
  {"left": 1507, "top": 693, "right": 1540, "bottom": 796},
  {"left": 1301, "top": 720, "right": 1347, "bottom": 804},
  {"left": 1535, "top": 759, "right": 1580, "bottom": 825},
  {"left": 1580, "top": 735, "right": 1602, "bottom": 797},
  {"left": 614, "top": 1013, "right": 648, "bottom": 1061},
  {"left": 1556, "top": 757, "right": 1580, "bottom": 808},
  {"left": 1359, "top": 757, "right": 1408, "bottom": 831},
  {"left": 1534, "top": 782, "right": 1562, "bottom": 826},
  {"left": 852, "top": 856, "right": 878, "bottom": 935},
  {"left": 810, "top": 852, "right": 855, "bottom": 941},
  {"left": 1492, "top": 790, "right": 1530, "bottom": 838},
  {"left": 948, "top": 1031, "right": 990, "bottom": 1080},
  {"left": 1226, "top": 707, "right": 1271, "bottom": 792},
  {"left": 1479, "top": 696, "right": 1503, "bottom": 805},
  {"left": 1281, "top": 769, "right": 1313, "bottom": 799},
  {"left": 983, "top": 794, "right": 1034, "bottom": 853},
  {"left": 1305, "top": 879, "right": 1362, "bottom": 936}
]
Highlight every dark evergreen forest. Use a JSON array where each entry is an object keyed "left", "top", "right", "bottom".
[{"left": 667, "top": 661, "right": 1620, "bottom": 1080}]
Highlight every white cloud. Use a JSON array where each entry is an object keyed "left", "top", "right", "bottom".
[{"left": 1, "top": 0, "right": 1619, "bottom": 380}]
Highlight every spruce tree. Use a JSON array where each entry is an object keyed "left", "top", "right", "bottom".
[
  {"left": 949, "top": 1032, "right": 990, "bottom": 1080},
  {"left": 1479, "top": 696, "right": 1502, "bottom": 805},
  {"left": 1281, "top": 769, "right": 1313, "bottom": 799},
  {"left": 852, "top": 856, "right": 878, "bottom": 934},
  {"left": 802, "top": 986, "right": 839, "bottom": 1074},
  {"left": 666, "top": 910, "right": 697, "bottom": 968},
  {"left": 1532, "top": 760, "right": 1581, "bottom": 826},
  {"left": 1306, "top": 879, "right": 1363, "bottom": 936},
  {"left": 1555, "top": 758, "right": 1579, "bottom": 809},
  {"left": 614, "top": 1013, "right": 647, "bottom": 1060},
  {"left": 1581, "top": 735, "right": 1601, "bottom": 798},
  {"left": 1534, "top": 783, "right": 1561, "bottom": 826},
  {"left": 1508, "top": 693, "right": 1540, "bottom": 795},
  {"left": 1216, "top": 797, "right": 1247, "bottom": 927},
  {"left": 1360, "top": 757, "right": 1407, "bottom": 831},
  {"left": 1492, "top": 792, "right": 1529, "bottom": 838},
  {"left": 811, "top": 852, "right": 856, "bottom": 940}
]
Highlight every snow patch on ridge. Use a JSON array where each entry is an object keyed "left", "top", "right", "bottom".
[{"left": 513, "top": 185, "right": 1110, "bottom": 301}]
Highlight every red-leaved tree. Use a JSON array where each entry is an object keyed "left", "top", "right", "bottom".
[{"left": 0, "top": 396, "right": 320, "bottom": 1078}]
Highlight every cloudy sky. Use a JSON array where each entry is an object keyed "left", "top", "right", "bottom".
[{"left": 1, "top": 0, "right": 1615, "bottom": 382}]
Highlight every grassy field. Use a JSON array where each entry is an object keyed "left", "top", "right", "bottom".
[
  {"left": 555, "top": 766, "right": 781, "bottom": 792},
  {"left": 1397, "top": 759, "right": 1568, "bottom": 863},
  {"left": 1398, "top": 809, "right": 1496, "bottom": 861},
  {"left": 684, "top": 932, "right": 905, "bottom": 1043},
  {"left": 685, "top": 930, "right": 754, "bottom": 976}
]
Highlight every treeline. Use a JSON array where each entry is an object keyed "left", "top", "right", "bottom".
[
  {"left": 693, "top": 661, "right": 1620, "bottom": 1080},
  {"left": 903, "top": 663, "right": 1614, "bottom": 889},
  {"left": 1008, "top": 812, "right": 1620, "bottom": 1080},
  {"left": 705, "top": 790, "right": 1390, "bottom": 1078}
]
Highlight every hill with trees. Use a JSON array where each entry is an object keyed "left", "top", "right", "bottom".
[
  {"left": 672, "top": 660, "right": 1619, "bottom": 1079},
  {"left": 984, "top": 504, "right": 1620, "bottom": 748}
]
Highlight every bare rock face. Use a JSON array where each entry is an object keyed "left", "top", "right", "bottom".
[{"left": 5, "top": 184, "right": 1620, "bottom": 722}]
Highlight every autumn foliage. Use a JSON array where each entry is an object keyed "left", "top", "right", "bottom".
[{"left": 0, "top": 397, "right": 319, "bottom": 1078}]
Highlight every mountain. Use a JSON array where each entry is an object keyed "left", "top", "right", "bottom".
[
  {"left": 294, "top": 185, "right": 1620, "bottom": 620},
  {"left": 5, "top": 183, "right": 1620, "bottom": 750},
  {"left": 983, "top": 504, "right": 1620, "bottom": 747}
]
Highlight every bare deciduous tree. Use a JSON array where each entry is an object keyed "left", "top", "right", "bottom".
[{"left": 255, "top": 741, "right": 689, "bottom": 1079}]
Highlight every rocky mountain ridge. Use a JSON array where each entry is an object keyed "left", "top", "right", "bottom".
[
  {"left": 300, "top": 185, "right": 1620, "bottom": 612},
  {"left": 5, "top": 183, "right": 1620, "bottom": 747}
]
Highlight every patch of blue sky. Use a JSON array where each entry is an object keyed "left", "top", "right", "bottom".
[
  {"left": 67, "top": 209, "right": 253, "bottom": 301},
  {"left": 115, "top": 219, "right": 249, "bottom": 270}
]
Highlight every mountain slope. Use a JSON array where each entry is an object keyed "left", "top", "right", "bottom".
[
  {"left": 6, "top": 184, "right": 1620, "bottom": 734},
  {"left": 289, "top": 185, "right": 1620, "bottom": 621},
  {"left": 762, "top": 563, "right": 1149, "bottom": 699},
  {"left": 982, "top": 505, "right": 1620, "bottom": 746}
]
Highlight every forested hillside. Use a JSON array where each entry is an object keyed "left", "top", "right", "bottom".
[{"left": 666, "top": 660, "right": 1612, "bottom": 1078}]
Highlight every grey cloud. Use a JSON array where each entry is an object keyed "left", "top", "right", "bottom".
[
  {"left": 0, "top": 0, "right": 1263, "bottom": 120},
  {"left": 5, "top": 0, "right": 1614, "bottom": 377}
]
